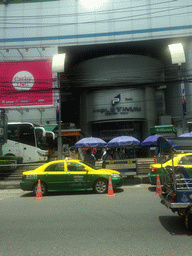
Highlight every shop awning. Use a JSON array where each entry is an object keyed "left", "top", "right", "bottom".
[{"left": 43, "top": 125, "right": 57, "bottom": 132}]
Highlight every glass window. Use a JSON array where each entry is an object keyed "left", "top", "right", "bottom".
[
  {"left": 45, "top": 163, "right": 64, "bottom": 172},
  {"left": 8, "top": 124, "right": 35, "bottom": 146},
  {"left": 180, "top": 156, "right": 192, "bottom": 165},
  {"left": 35, "top": 128, "right": 46, "bottom": 149},
  {"left": 20, "top": 124, "right": 35, "bottom": 146},
  {"left": 8, "top": 124, "right": 20, "bottom": 141},
  {"left": 67, "top": 162, "right": 85, "bottom": 172}
]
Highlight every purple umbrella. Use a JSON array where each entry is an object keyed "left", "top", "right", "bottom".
[
  {"left": 75, "top": 137, "right": 107, "bottom": 147},
  {"left": 107, "top": 136, "right": 140, "bottom": 147},
  {"left": 179, "top": 132, "right": 192, "bottom": 137},
  {"left": 141, "top": 134, "right": 162, "bottom": 147}
]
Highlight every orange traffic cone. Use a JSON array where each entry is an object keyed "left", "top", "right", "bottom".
[
  {"left": 156, "top": 174, "right": 162, "bottom": 195},
  {"left": 106, "top": 176, "right": 115, "bottom": 197},
  {"left": 34, "top": 180, "right": 44, "bottom": 199}
]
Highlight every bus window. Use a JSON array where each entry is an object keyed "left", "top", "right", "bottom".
[
  {"left": 20, "top": 124, "right": 35, "bottom": 146},
  {"left": 35, "top": 128, "right": 46, "bottom": 149},
  {"left": 8, "top": 124, "right": 35, "bottom": 146},
  {"left": 8, "top": 124, "right": 20, "bottom": 141}
]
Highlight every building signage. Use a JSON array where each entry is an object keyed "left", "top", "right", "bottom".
[
  {"left": 85, "top": 89, "right": 144, "bottom": 122},
  {"left": 93, "top": 106, "right": 142, "bottom": 116},
  {"left": 150, "top": 126, "right": 176, "bottom": 134},
  {"left": 111, "top": 94, "right": 121, "bottom": 106},
  {"left": 60, "top": 131, "right": 80, "bottom": 137},
  {"left": 0, "top": 60, "right": 53, "bottom": 108},
  {"left": 93, "top": 92, "right": 142, "bottom": 116},
  {"left": 12, "top": 71, "right": 34, "bottom": 91}
]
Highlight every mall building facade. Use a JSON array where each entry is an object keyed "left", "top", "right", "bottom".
[{"left": 1, "top": 0, "right": 192, "bottom": 141}]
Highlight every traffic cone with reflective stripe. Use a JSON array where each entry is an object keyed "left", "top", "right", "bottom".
[
  {"left": 34, "top": 179, "right": 44, "bottom": 199},
  {"left": 106, "top": 176, "right": 115, "bottom": 197},
  {"left": 156, "top": 174, "right": 162, "bottom": 195}
]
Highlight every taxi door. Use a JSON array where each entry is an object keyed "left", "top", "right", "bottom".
[
  {"left": 65, "top": 162, "right": 88, "bottom": 190},
  {"left": 42, "top": 162, "right": 66, "bottom": 191}
]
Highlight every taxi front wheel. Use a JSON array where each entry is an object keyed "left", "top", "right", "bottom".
[
  {"left": 94, "top": 179, "right": 108, "bottom": 194},
  {"left": 33, "top": 181, "right": 47, "bottom": 196}
]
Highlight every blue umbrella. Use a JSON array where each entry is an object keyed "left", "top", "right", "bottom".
[
  {"left": 179, "top": 132, "right": 192, "bottom": 137},
  {"left": 107, "top": 136, "right": 140, "bottom": 147},
  {"left": 167, "top": 139, "right": 179, "bottom": 148},
  {"left": 157, "top": 137, "right": 179, "bottom": 154},
  {"left": 141, "top": 134, "right": 162, "bottom": 147},
  {"left": 75, "top": 137, "right": 107, "bottom": 147}
]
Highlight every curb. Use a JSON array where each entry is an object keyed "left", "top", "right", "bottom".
[{"left": 123, "top": 175, "right": 150, "bottom": 185}]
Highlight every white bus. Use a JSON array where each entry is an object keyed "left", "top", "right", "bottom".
[{"left": 2, "top": 122, "right": 49, "bottom": 163}]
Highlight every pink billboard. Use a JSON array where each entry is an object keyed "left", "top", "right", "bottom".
[{"left": 0, "top": 60, "right": 53, "bottom": 107}]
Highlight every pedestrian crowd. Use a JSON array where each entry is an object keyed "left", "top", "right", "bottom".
[{"left": 83, "top": 147, "right": 134, "bottom": 166}]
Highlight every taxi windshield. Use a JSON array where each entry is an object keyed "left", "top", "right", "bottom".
[{"left": 81, "top": 161, "right": 96, "bottom": 169}]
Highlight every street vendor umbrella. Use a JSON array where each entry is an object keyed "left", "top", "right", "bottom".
[
  {"left": 141, "top": 134, "right": 162, "bottom": 147},
  {"left": 75, "top": 137, "right": 107, "bottom": 147},
  {"left": 107, "top": 136, "right": 140, "bottom": 147},
  {"left": 157, "top": 137, "right": 179, "bottom": 153},
  {"left": 179, "top": 132, "right": 192, "bottom": 137},
  {"left": 167, "top": 139, "right": 179, "bottom": 148}
]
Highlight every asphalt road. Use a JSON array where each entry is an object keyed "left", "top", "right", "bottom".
[{"left": 0, "top": 185, "right": 192, "bottom": 256}]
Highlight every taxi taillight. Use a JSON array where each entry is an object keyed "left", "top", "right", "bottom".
[
  {"left": 22, "top": 174, "right": 26, "bottom": 179},
  {"left": 152, "top": 167, "right": 158, "bottom": 172}
]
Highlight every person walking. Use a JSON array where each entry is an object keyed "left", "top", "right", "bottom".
[
  {"left": 84, "top": 149, "right": 95, "bottom": 166},
  {"left": 102, "top": 148, "right": 112, "bottom": 161},
  {"left": 92, "top": 148, "right": 97, "bottom": 160},
  {"left": 114, "top": 148, "right": 121, "bottom": 160}
]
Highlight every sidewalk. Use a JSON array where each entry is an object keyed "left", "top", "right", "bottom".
[
  {"left": 0, "top": 175, "right": 150, "bottom": 190},
  {"left": 0, "top": 180, "right": 21, "bottom": 190}
]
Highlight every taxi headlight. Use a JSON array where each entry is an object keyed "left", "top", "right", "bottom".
[{"left": 111, "top": 173, "right": 120, "bottom": 178}]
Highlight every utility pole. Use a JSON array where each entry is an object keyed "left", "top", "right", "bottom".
[
  {"left": 57, "top": 73, "right": 62, "bottom": 160},
  {"left": 52, "top": 54, "right": 66, "bottom": 160}
]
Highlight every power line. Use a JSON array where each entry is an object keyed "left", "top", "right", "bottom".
[
  {"left": 1, "top": 5, "right": 191, "bottom": 28},
  {"left": 0, "top": 2, "right": 190, "bottom": 28},
  {"left": 0, "top": 0, "right": 177, "bottom": 20}
]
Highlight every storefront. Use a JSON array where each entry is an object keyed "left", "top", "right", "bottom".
[{"left": 80, "top": 87, "right": 156, "bottom": 141}]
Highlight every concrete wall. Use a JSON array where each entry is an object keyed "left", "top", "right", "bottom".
[
  {"left": 5, "top": 107, "right": 56, "bottom": 125},
  {"left": 75, "top": 54, "right": 163, "bottom": 86},
  {"left": 1, "top": 0, "right": 192, "bottom": 132},
  {"left": 1, "top": 0, "right": 192, "bottom": 48},
  {"left": 79, "top": 54, "right": 161, "bottom": 137},
  {"left": 144, "top": 86, "right": 157, "bottom": 135}
]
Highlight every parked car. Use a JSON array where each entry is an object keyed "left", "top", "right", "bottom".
[
  {"left": 148, "top": 153, "right": 192, "bottom": 185},
  {"left": 20, "top": 159, "right": 123, "bottom": 195}
]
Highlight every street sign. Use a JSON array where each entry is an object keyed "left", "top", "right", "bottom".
[{"left": 150, "top": 125, "right": 176, "bottom": 134}]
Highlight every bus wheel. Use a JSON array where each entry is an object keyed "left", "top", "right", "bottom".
[{"left": 33, "top": 181, "right": 47, "bottom": 196}]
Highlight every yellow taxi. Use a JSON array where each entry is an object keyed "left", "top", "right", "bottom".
[
  {"left": 148, "top": 153, "right": 192, "bottom": 185},
  {"left": 20, "top": 159, "right": 123, "bottom": 195}
]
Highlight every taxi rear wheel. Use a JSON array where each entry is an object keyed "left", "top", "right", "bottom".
[
  {"left": 94, "top": 179, "right": 108, "bottom": 194},
  {"left": 33, "top": 181, "right": 47, "bottom": 196}
]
